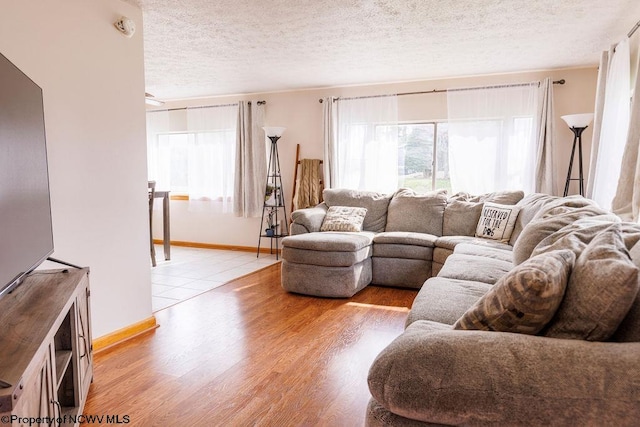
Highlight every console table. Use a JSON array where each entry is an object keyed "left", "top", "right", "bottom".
[
  {"left": 153, "top": 190, "right": 171, "bottom": 261},
  {"left": 0, "top": 268, "right": 92, "bottom": 425}
]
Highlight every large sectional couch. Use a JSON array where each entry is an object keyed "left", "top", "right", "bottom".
[{"left": 281, "top": 188, "right": 640, "bottom": 426}]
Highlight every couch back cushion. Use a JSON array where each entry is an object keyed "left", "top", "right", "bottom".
[
  {"left": 613, "top": 239, "right": 640, "bottom": 342},
  {"left": 322, "top": 188, "right": 392, "bottom": 233},
  {"left": 443, "top": 190, "right": 524, "bottom": 237},
  {"left": 530, "top": 215, "right": 621, "bottom": 259},
  {"left": 512, "top": 203, "right": 610, "bottom": 265},
  {"left": 443, "top": 200, "right": 483, "bottom": 236},
  {"left": 509, "top": 193, "right": 558, "bottom": 245},
  {"left": 543, "top": 224, "right": 639, "bottom": 341},
  {"left": 385, "top": 188, "right": 447, "bottom": 235}
]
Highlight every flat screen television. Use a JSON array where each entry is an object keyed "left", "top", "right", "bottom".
[{"left": 0, "top": 52, "right": 54, "bottom": 299}]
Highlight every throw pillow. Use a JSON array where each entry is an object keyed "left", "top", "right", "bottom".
[
  {"left": 475, "top": 202, "right": 521, "bottom": 243},
  {"left": 320, "top": 206, "right": 368, "bottom": 232},
  {"left": 453, "top": 250, "right": 575, "bottom": 335},
  {"left": 543, "top": 224, "right": 640, "bottom": 341}
]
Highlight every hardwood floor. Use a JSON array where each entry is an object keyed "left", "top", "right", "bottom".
[{"left": 84, "top": 263, "right": 418, "bottom": 426}]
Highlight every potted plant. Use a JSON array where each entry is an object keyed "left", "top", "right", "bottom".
[{"left": 265, "top": 209, "right": 276, "bottom": 236}]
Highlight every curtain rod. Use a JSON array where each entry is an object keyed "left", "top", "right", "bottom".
[
  {"left": 148, "top": 100, "right": 266, "bottom": 113},
  {"left": 629, "top": 19, "right": 640, "bottom": 38},
  {"left": 318, "top": 80, "right": 565, "bottom": 103}
]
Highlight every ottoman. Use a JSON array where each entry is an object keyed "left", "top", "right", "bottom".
[{"left": 281, "top": 231, "right": 375, "bottom": 297}]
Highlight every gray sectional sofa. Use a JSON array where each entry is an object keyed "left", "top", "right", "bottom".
[
  {"left": 283, "top": 188, "right": 524, "bottom": 296},
  {"left": 281, "top": 188, "right": 640, "bottom": 426}
]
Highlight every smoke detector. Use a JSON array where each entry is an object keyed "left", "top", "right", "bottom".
[{"left": 114, "top": 17, "right": 135, "bottom": 38}]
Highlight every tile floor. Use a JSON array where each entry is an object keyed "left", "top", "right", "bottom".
[{"left": 151, "top": 245, "right": 280, "bottom": 312}]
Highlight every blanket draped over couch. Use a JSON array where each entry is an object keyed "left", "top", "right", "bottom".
[{"left": 282, "top": 188, "right": 640, "bottom": 426}]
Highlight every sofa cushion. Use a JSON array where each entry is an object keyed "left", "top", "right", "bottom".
[
  {"left": 512, "top": 204, "right": 610, "bottom": 265},
  {"left": 450, "top": 190, "right": 525, "bottom": 204},
  {"left": 372, "top": 244, "right": 433, "bottom": 260},
  {"left": 509, "top": 193, "right": 558, "bottom": 245},
  {"left": 373, "top": 231, "right": 437, "bottom": 247},
  {"left": 290, "top": 203, "right": 329, "bottom": 234},
  {"left": 281, "top": 231, "right": 374, "bottom": 252},
  {"left": 368, "top": 319, "right": 640, "bottom": 426},
  {"left": 437, "top": 253, "right": 513, "bottom": 284},
  {"left": 531, "top": 215, "right": 621, "bottom": 259},
  {"left": 474, "top": 202, "right": 521, "bottom": 243},
  {"left": 406, "top": 277, "right": 491, "bottom": 326},
  {"left": 613, "top": 240, "right": 640, "bottom": 342},
  {"left": 442, "top": 199, "right": 484, "bottom": 237},
  {"left": 372, "top": 232, "right": 436, "bottom": 260},
  {"left": 323, "top": 188, "right": 392, "bottom": 233},
  {"left": 281, "top": 258, "right": 371, "bottom": 298},
  {"left": 320, "top": 206, "right": 367, "bottom": 232},
  {"left": 453, "top": 250, "right": 575, "bottom": 334},
  {"left": 385, "top": 188, "right": 447, "bottom": 235},
  {"left": 435, "top": 235, "right": 512, "bottom": 251},
  {"left": 372, "top": 258, "right": 432, "bottom": 289},
  {"left": 544, "top": 225, "right": 639, "bottom": 341},
  {"left": 508, "top": 194, "right": 597, "bottom": 246},
  {"left": 453, "top": 243, "right": 513, "bottom": 263}
]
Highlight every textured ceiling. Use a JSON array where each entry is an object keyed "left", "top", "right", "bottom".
[{"left": 125, "top": 0, "right": 640, "bottom": 101}]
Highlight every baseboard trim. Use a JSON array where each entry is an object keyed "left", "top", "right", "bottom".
[
  {"left": 93, "top": 316, "right": 158, "bottom": 353},
  {"left": 153, "top": 239, "right": 281, "bottom": 254}
]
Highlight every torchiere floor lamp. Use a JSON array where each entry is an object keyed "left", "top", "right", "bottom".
[{"left": 561, "top": 113, "right": 594, "bottom": 197}]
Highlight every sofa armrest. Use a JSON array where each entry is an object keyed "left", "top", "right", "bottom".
[
  {"left": 290, "top": 203, "right": 328, "bottom": 234},
  {"left": 368, "top": 320, "right": 640, "bottom": 426}
]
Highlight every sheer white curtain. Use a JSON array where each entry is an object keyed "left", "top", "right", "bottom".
[
  {"left": 534, "top": 78, "right": 556, "bottom": 194},
  {"left": 588, "top": 39, "right": 631, "bottom": 211},
  {"left": 146, "top": 110, "right": 172, "bottom": 190},
  {"left": 447, "top": 84, "right": 537, "bottom": 194},
  {"left": 186, "top": 105, "right": 238, "bottom": 211},
  {"left": 322, "top": 97, "right": 337, "bottom": 189},
  {"left": 334, "top": 95, "right": 399, "bottom": 193},
  {"left": 234, "top": 101, "right": 266, "bottom": 218},
  {"left": 612, "top": 44, "right": 640, "bottom": 221}
]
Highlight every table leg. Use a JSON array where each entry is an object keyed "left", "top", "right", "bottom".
[{"left": 163, "top": 193, "right": 171, "bottom": 260}]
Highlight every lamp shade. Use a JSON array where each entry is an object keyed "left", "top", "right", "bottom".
[
  {"left": 561, "top": 113, "right": 594, "bottom": 129},
  {"left": 263, "top": 127, "right": 286, "bottom": 138}
]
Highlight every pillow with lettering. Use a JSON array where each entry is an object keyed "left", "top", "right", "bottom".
[{"left": 475, "top": 202, "right": 521, "bottom": 243}]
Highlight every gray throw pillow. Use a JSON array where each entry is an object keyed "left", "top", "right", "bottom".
[
  {"left": 453, "top": 250, "right": 575, "bottom": 335},
  {"left": 543, "top": 224, "right": 640, "bottom": 341},
  {"left": 319, "top": 206, "right": 367, "bottom": 232}
]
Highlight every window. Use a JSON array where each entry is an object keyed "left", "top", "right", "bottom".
[
  {"left": 150, "top": 130, "right": 236, "bottom": 200},
  {"left": 447, "top": 84, "right": 538, "bottom": 194},
  {"left": 377, "top": 116, "right": 532, "bottom": 195},
  {"left": 374, "top": 122, "right": 451, "bottom": 193},
  {"left": 146, "top": 105, "right": 237, "bottom": 204}
]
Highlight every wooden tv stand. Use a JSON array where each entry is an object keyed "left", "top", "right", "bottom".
[{"left": 0, "top": 268, "right": 92, "bottom": 426}]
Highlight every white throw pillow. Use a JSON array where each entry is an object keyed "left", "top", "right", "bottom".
[
  {"left": 320, "top": 206, "right": 368, "bottom": 232},
  {"left": 475, "top": 202, "right": 521, "bottom": 243}
]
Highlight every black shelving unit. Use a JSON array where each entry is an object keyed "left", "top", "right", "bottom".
[{"left": 257, "top": 133, "right": 288, "bottom": 259}]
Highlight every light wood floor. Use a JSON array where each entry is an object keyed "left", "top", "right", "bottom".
[{"left": 84, "top": 263, "right": 418, "bottom": 426}]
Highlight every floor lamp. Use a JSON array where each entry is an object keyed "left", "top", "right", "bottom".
[
  {"left": 257, "top": 126, "right": 288, "bottom": 259},
  {"left": 561, "top": 113, "right": 594, "bottom": 197}
]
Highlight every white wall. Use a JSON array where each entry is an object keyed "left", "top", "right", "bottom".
[
  {"left": 152, "top": 67, "right": 598, "bottom": 248},
  {"left": 0, "top": 1, "right": 151, "bottom": 338}
]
